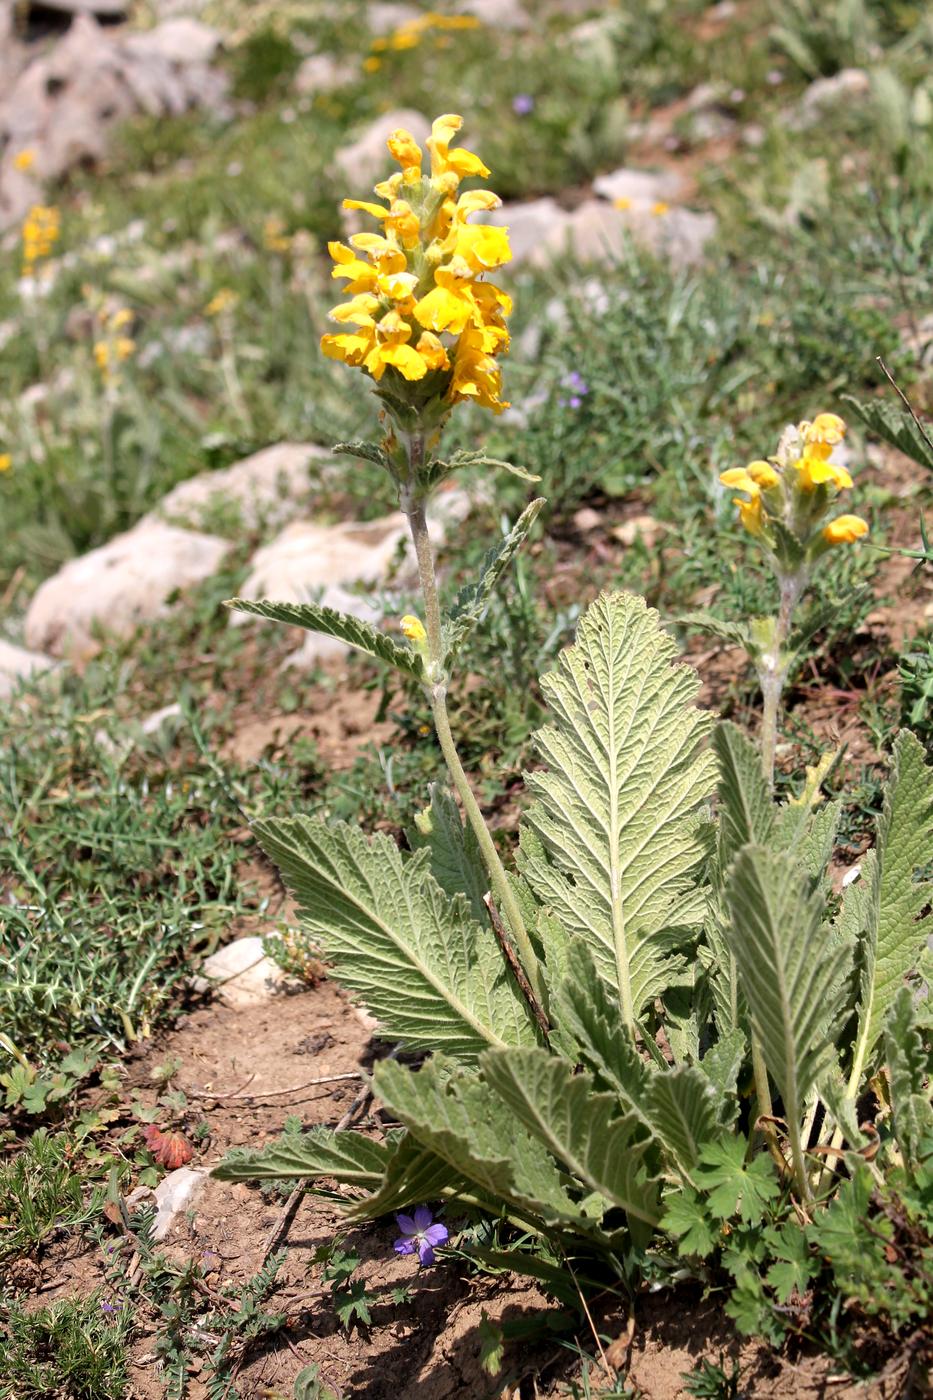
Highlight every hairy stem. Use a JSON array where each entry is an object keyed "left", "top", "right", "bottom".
[
  {"left": 757, "top": 572, "right": 804, "bottom": 788},
  {"left": 400, "top": 437, "right": 547, "bottom": 1011}
]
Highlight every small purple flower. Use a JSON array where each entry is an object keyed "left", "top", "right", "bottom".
[
  {"left": 393, "top": 1205, "right": 448, "bottom": 1266},
  {"left": 559, "top": 370, "right": 590, "bottom": 410},
  {"left": 512, "top": 94, "right": 535, "bottom": 116},
  {"left": 100, "top": 1300, "right": 119, "bottom": 1315}
]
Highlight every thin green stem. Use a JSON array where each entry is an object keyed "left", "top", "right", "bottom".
[{"left": 400, "top": 435, "right": 547, "bottom": 1011}]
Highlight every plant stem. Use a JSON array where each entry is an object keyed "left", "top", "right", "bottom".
[
  {"left": 400, "top": 437, "right": 547, "bottom": 1011},
  {"left": 757, "top": 572, "right": 804, "bottom": 788}
]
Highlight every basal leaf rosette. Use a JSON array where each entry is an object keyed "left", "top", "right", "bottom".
[
  {"left": 321, "top": 114, "right": 512, "bottom": 430},
  {"left": 720, "top": 413, "right": 868, "bottom": 574}
]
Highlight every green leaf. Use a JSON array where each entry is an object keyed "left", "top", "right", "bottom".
[
  {"left": 693, "top": 1137, "right": 781, "bottom": 1223},
  {"left": 643, "top": 1065, "right": 722, "bottom": 1185},
  {"left": 842, "top": 395, "right": 933, "bottom": 475},
  {"left": 333, "top": 439, "right": 391, "bottom": 469},
  {"left": 521, "top": 592, "right": 718, "bottom": 1027},
  {"left": 713, "top": 721, "right": 774, "bottom": 873},
  {"left": 445, "top": 448, "right": 541, "bottom": 482},
  {"left": 212, "top": 1127, "right": 391, "bottom": 1186},
  {"left": 676, "top": 612, "right": 752, "bottom": 650},
  {"left": 226, "top": 598, "right": 424, "bottom": 680},
  {"left": 724, "top": 847, "right": 848, "bottom": 1131},
  {"left": 763, "top": 1222, "right": 818, "bottom": 1303},
  {"left": 481, "top": 1047, "right": 661, "bottom": 1229},
  {"left": 849, "top": 731, "right": 933, "bottom": 1090},
  {"left": 252, "top": 817, "right": 538, "bottom": 1058},
  {"left": 661, "top": 1187, "right": 718, "bottom": 1257},
  {"left": 344, "top": 1132, "right": 466, "bottom": 1221},
  {"left": 372, "top": 1056, "right": 597, "bottom": 1234},
  {"left": 410, "top": 785, "right": 489, "bottom": 923},
  {"left": 478, "top": 1313, "right": 505, "bottom": 1376},
  {"left": 884, "top": 986, "right": 933, "bottom": 1169},
  {"left": 334, "top": 1280, "right": 374, "bottom": 1328},
  {"left": 443, "top": 499, "right": 545, "bottom": 666},
  {"left": 293, "top": 1363, "right": 340, "bottom": 1400}
]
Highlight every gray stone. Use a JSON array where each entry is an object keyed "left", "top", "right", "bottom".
[
  {"left": 592, "top": 166, "right": 684, "bottom": 206},
  {"left": 293, "top": 51, "right": 355, "bottom": 96},
  {"left": 146, "top": 443, "right": 326, "bottom": 532},
  {"left": 479, "top": 197, "right": 564, "bottom": 264},
  {"left": 153, "top": 1168, "right": 208, "bottom": 1242},
  {"left": 528, "top": 198, "right": 716, "bottom": 270},
  {"left": 801, "top": 67, "right": 870, "bottom": 115},
  {"left": 24, "top": 521, "right": 229, "bottom": 657},
  {"left": 456, "top": 0, "right": 528, "bottom": 26},
  {"left": 199, "top": 936, "right": 292, "bottom": 1008},
  {"left": 336, "top": 109, "right": 431, "bottom": 192},
  {"left": 367, "top": 3, "right": 422, "bottom": 34},
  {"left": 0, "top": 15, "right": 228, "bottom": 232},
  {"left": 0, "top": 639, "right": 56, "bottom": 697}
]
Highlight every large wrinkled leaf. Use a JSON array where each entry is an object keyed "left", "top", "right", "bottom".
[
  {"left": 253, "top": 816, "right": 537, "bottom": 1059},
  {"left": 373, "top": 1057, "right": 600, "bottom": 1235},
  {"left": 843, "top": 394, "right": 933, "bottom": 475},
  {"left": 410, "top": 786, "right": 489, "bottom": 923},
  {"left": 849, "top": 731, "right": 933, "bottom": 1089},
  {"left": 724, "top": 846, "right": 849, "bottom": 1133},
  {"left": 481, "top": 1048, "right": 660, "bottom": 1229},
  {"left": 713, "top": 722, "right": 774, "bottom": 871},
  {"left": 520, "top": 592, "right": 717, "bottom": 1028},
  {"left": 226, "top": 597, "right": 424, "bottom": 680},
  {"left": 443, "top": 499, "right": 545, "bottom": 666},
  {"left": 213, "top": 1127, "right": 392, "bottom": 1187}
]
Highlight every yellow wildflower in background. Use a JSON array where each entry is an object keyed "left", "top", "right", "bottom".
[
  {"left": 322, "top": 113, "right": 512, "bottom": 416},
  {"left": 21, "top": 204, "right": 60, "bottom": 277},
  {"left": 13, "top": 150, "right": 36, "bottom": 172},
  {"left": 0, "top": 453, "right": 12, "bottom": 472},
  {"left": 263, "top": 215, "right": 292, "bottom": 253},
  {"left": 205, "top": 288, "right": 239, "bottom": 317}
]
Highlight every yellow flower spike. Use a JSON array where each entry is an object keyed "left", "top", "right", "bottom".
[
  {"left": 822, "top": 514, "right": 868, "bottom": 545},
  {"left": 415, "top": 331, "right": 449, "bottom": 372},
  {"left": 0, "top": 454, "right": 12, "bottom": 472},
  {"left": 115, "top": 337, "right": 136, "bottom": 361},
  {"left": 613, "top": 196, "right": 633, "bottom": 211},
  {"left": 426, "top": 113, "right": 490, "bottom": 182},
  {"left": 400, "top": 614, "right": 428, "bottom": 644},
  {"left": 343, "top": 198, "right": 389, "bottom": 219}
]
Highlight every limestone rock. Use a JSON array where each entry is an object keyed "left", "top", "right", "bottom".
[
  {"left": 153, "top": 1168, "right": 208, "bottom": 1242},
  {"left": 456, "top": 0, "right": 528, "bottom": 26},
  {"left": 293, "top": 51, "right": 355, "bottom": 96},
  {"left": 146, "top": 443, "right": 327, "bottom": 532},
  {"left": 24, "top": 522, "right": 229, "bottom": 657},
  {"left": 592, "top": 167, "right": 684, "bottom": 206},
  {"left": 801, "top": 67, "right": 871, "bottom": 117},
  {"left": 336, "top": 109, "right": 431, "bottom": 192},
  {"left": 480, "top": 197, "right": 564, "bottom": 264},
  {"left": 0, "top": 14, "right": 228, "bottom": 232},
  {"left": 530, "top": 198, "right": 715, "bottom": 270},
  {"left": 0, "top": 639, "right": 56, "bottom": 697},
  {"left": 367, "top": 3, "right": 423, "bottom": 34},
  {"left": 199, "top": 936, "right": 292, "bottom": 1009}
]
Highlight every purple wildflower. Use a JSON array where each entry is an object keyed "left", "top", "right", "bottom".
[
  {"left": 100, "top": 1300, "right": 119, "bottom": 1315},
  {"left": 512, "top": 94, "right": 535, "bottom": 116},
  {"left": 393, "top": 1205, "right": 448, "bottom": 1266},
  {"left": 559, "top": 370, "right": 590, "bottom": 410}
]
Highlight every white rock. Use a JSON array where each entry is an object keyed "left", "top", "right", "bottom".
[
  {"left": 146, "top": 443, "right": 327, "bottom": 532},
  {"left": 153, "top": 1168, "right": 208, "bottom": 1242},
  {"left": 456, "top": 0, "right": 528, "bottom": 26},
  {"left": 293, "top": 52, "right": 355, "bottom": 96},
  {"left": 801, "top": 67, "right": 870, "bottom": 116},
  {"left": 140, "top": 702, "right": 183, "bottom": 736},
  {"left": 336, "top": 109, "right": 431, "bottom": 191},
  {"left": 38, "top": 0, "right": 128, "bottom": 14},
  {"left": 592, "top": 166, "right": 685, "bottom": 206},
  {"left": 367, "top": 3, "right": 423, "bottom": 34},
  {"left": 24, "top": 521, "right": 229, "bottom": 657},
  {"left": 0, "top": 639, "right": 56, "bottom": 697},
  {"left": 123, "top": 18, "right": 222, "bottom": 67},
  {"left": 199, "top": 936, "right": 291, "bottom": 1008},
  {"left": 529, "top": 198, "right": 716, "bottom": 270}
]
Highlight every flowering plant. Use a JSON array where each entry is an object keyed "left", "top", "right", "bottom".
[{"left": 218, "top": 118, "right": 932, "bottom": 1357}]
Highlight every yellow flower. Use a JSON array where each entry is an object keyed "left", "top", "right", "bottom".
[
  {"left": 805, "top": 412, "right": 846, "bottom": 447},
  {"left": 13, "top": 149, "right": 36, "bottom": 172},
  {"left": 400, "top": 614, "right": 427, "bottom": 643},
  {"left": 795, "top": 449, "right": 852, "bottom": 492},
  {"left": 734, "top": 494, "right": 765, "bottom": 536},
  {"left": 0, "top": 454, "right": 11, "bottom": 472},
  {"left": 719, "top": 467, "right": 761, "bottom": 496},
  {"left": 20, "top": 204, "right": 60, "bottom": 275},
  {"left": 205, "top": 288, "right": 239, "bottom": 317},
  {"left": 613, "top": 196, "right": 632, "bottom": 211},
  {"left": 651, "top": 201, "right": 670, "bottom": 216},
  {"left": 110, "top": 307, "right": 133, "bottom": 331},
  {"left": 389, "top": 27, "right": 421, "bottom": 49},
  {"left": 263, "top": 215, "right": 292, "bottom": 253},
  {"left": 746, "top": 460, "right": 780, "bottom": 489},
  {"left": 822, "top": 514, "right": 868, "bottom": 545},
  {"left": 322, "top": 114, "right": 511, "bottom": 417},
  {"left": 363, "top": 56, "right": 381, "bottom": 72},
  {"left": 93, "top": 341, "right": 110, "bottom": 370}
]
